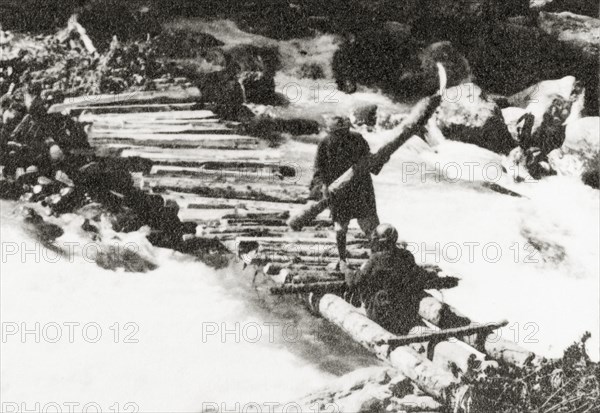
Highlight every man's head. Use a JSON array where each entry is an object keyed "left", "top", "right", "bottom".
[
  {"left": 371, "top": 223, "right": 398, "bottom": 250},
  {"left": 327, "top": 116, "right": 351, "bottom": 133}
]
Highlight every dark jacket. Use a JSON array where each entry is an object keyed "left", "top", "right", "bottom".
[
  {"left": 313, "top": 129, "right": 376, "bottom": 222},
  {"left": 346, "top": 246, "right": 444, "bottom": 334}
]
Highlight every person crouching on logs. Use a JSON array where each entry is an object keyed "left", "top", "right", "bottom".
[
  {"left": 345, "top": 224, "right": 460, "bottom": 335},
  {"left": 312, "top": 116, "right": 380, "bottom": 271}
]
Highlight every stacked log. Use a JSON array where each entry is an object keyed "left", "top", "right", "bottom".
[{"left": 318, "top": 294, "right": 467, "bottom": 404}]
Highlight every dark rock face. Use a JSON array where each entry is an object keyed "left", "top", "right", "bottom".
[
  {"left": 435, "top": 84, "right": 517, "bottom": 154},
  {"left": 331, "top": 29, "right": 422, "bottom": 97},
  {"left": 226, "top": 44, "right": 281, "bottom": 105}
]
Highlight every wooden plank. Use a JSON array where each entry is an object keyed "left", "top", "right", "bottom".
[
  {"left": 90, "top": 126, "right": 235, "bottom": 135},
  {"left": 380, "top": 321, "right": 509, "bottom": 348},
  {"left": 63, "top": 102, "right": 198, "bottom": 115},
  {"left": 90, "top": 118, "right": 234, "bottom": 127},
  {"left": 90, "top": 139, "right": 258, "bottom": 150},
  {"left": 89, "top": 132, "right": 251, "bottom": 142},
  {"left": 142, "top": 177, "right": 308, "bottom": 203},
  {"left": 118, "top": 147, "right": 276, "bottom": 164},
  {"left": 49, "top": 88, "right": 202, "bottom": 113},
  {"left": 80, "top": 109, "right": 216, "bottom": 123}
]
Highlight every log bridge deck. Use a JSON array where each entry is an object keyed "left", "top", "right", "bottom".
[{"left": 54, "top": 89, "right": 537, "bottom": 406}]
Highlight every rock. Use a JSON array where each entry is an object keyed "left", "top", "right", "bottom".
[
  {"left": 425, "top": 0, "right": 530, "bottom": 23},
  {"left": 226, "top": 44, "right": 280, "bottom": 105},
  {"left": 353, "top": 105, "right": 378, "bottom": 127},
  {"left": 508, "top": 76, "right": 584, "bottom": 112},
  {"left": 461, "top": 21, "right": 598, "bottom": 115},
  {"left": 332, "top": 27, "right": 421, "bottom": 96},
  {"left": 531, "top": 0, "right": 599, "bottom": 18},
  {"left": 95, "top": 244, "right": 158, "bottom": 273},
  {"left": 538, "top": 12, "right": 600, "bottom": 58},
  {"left": 505, "top": 76, "right": 586, "bottom": 152},
  {"left": 543, "top": 117, "right": 600, "bottom": 186},
  {"left": 242, "top": 116, "right": 319, "bottom": 144},
  {"left": 563, "top": 117, "right": 600, "bottom": 152},
  {"left": 582, "top": 152, "right": 599, "bottom": 189},
  {"left": 389, "top": 395, "right": 442, "bottom": 412},
  {"left": 434, "top": 83, "right": 517, "bottom": 154},
  {"left": 502, "top": 107, "right": 528, "bottom": 141},
  {"left": 419, "top": 41, "right": 472, "bottom": 89}
]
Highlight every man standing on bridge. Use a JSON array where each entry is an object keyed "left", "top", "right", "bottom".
[{"left": 312, "top": 116, "right": 380, "bottom": 271}]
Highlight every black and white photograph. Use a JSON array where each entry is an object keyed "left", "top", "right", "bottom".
[{"left": 0, "top": 1, "right": 598, "bottom": 412}]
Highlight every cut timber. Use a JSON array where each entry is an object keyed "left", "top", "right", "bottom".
[
  {"left": 288, "top": 94, "right": 442, "bottom": 230},
  {"left": 143, "top": 177, "right": 308, "bottom": 203},
  {"left": 118, "top": 147, "right": 278, "bottom": 165},
  {"left": 89, "top": 124, "right": 236, "bottom": 134},
  {"left": 251, "top": 255, "right": 364, "bottom": 266},
  {"left": 271, "top": 281, "right": 346, "bottom": 295},
  {"left": 49, "top": 88, "right": 202, "bottom": 113},
  {"left": 89, "top": 118, "right": 233, "bottom": 127},
  {"left": 318, "top": 294, "right": 464, "bottom": 402},
  {"left": 62, "top": 103, "right": 198, "bottom": 115},
  {"left": 419, "top": 296, "right": 536, "bottom": 366},
  {"left": 80, "top": 110, "right": 216, "bottom": 123},
  {"left": 381, "top": 321, "right": 508, "bottom": 348},
  {"left": 89, "top": 133, "right": 258, "bottom": 144},
  {"left": 90, "top": 139, "right": 258, "bottom": 150}
]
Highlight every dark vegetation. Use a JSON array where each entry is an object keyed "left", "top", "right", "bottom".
[{"left": 455, "top": 333, "right": 599, "bottom": 412}]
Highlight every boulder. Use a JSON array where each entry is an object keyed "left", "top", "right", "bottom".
[
  {"left": 420, "top": 42, "right": 472, "bottom": 87},
  {"left": 226, "top": 44, "right": 280, "bottom": 105},
  {"left": 531, "top": 0, "right": 599, "bottom": 18},
  {"left": 507, "top": 76, "right": 584, "bottom": 114},
  {"left": 537, "top": 12, "right": 600, "bottom": 58},
  {"left": 502, "top": 107, "right": 528, "bottom": 141},
  {"left": 434, "top": 83, "right": 517, "bottom": 154},
  {"left": 563, "top": 116, "right": 600, "bottom": 152},
  {"left": 506, "top": 76, "right": 585, "bottom": 153},
  {"left": 353, "top": 105, "right": 378, "bottom": 127}
]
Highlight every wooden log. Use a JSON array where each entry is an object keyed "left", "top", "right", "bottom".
[
  {"left": 90, "top": 125, "right": 236, "bottom": 135},
  {"left": 49, "top": 88, "right": 202, "bottom": 113},
  {"left": 252, "top": 254, "right": 364, "bottom": 266},
  {"left": 288, "top": 66, "right": 446, "bottom": 231},
  {"left": 63, "top": 102, "right": 198, "bottom": 115},
  {"left": 380, "top": 321, "right": 508, "bottom": 348},
  {"left": 90, "top": 139, "right": 258, "bottom": 150},
  {"left": 271, "top": 281, "right": 346, "bottom": 295},
  {"left": 419, "top": 296, "right": 536, "bottom": 366},
  {"left": 318, "top": 294, "right": 464, "bottom": 402},
  {"left": 80, "top": 109, "right": 215, "bottom": 121}
]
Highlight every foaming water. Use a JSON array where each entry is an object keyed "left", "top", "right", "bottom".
[
  {"left": 0, "top": 201, "right": 376, "bottom": 411},
  {"left": 368, "top": 137, "right": 600, "bottom": 360}
]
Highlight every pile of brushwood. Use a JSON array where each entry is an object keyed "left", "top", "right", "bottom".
[
  {"left": 1, "top": 33, "right": 176, "bottom": 98},
  {"left": 453, "top": 333, "right": 599, "bottom": 412}
]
